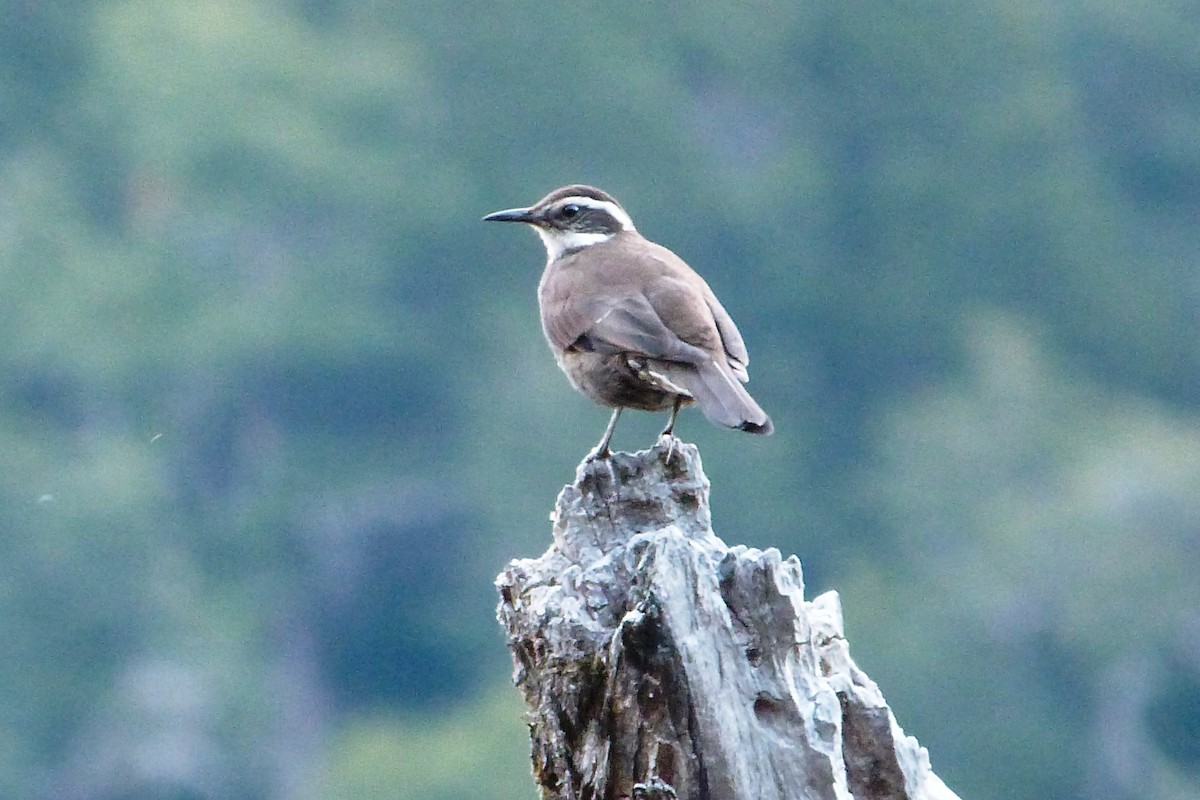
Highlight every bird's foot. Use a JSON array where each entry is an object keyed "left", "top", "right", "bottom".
[
  {"left": 586, "top": 444, "right": 613, "bottom": 462},
  {"left": 658, "top": 433, "right": 679, "bottom": 465}
]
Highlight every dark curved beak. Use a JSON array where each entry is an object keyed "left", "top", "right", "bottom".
[{"left": 482, "top": 206, "right": 537, "bottom": 224}]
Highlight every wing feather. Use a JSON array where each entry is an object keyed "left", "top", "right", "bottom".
[{"left": 539, "top": 234, "right": 752, "bottom": 383}]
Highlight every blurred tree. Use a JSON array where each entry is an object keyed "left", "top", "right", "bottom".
[{"left": 857, "top": 313, "right": 1200, "bottom": 800}]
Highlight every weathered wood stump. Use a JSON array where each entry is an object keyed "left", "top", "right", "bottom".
[{"left": 496, "top": 441, "right": 961, "bottom": 800}]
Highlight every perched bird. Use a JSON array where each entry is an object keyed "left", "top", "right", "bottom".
[{"left": 484, "top": 184, "right": 772, "bottom": 458}]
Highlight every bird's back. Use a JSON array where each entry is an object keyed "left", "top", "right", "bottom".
[{"left": 539, "top": 231, "right": 737, "bottom": 364}]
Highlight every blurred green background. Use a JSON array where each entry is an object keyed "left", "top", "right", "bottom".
[{"left": 3, "top": 2, "right": 1199, "bottom": 798}]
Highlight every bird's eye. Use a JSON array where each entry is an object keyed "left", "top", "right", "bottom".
[{"left": 560, "top": 204, "right": 581, "bottom": 219}]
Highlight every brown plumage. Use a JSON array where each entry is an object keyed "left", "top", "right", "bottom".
[{"left": 484, "top": 184, "right": 772, "bottom": 457}]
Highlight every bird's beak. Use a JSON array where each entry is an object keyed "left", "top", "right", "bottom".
[{"left": 482, "top": 206, "right": 538, "bottom": 224}]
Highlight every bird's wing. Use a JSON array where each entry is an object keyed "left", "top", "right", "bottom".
[
  {"left": 570, "top": 291, "right": 713, "bottom": 365},
  {"left": 648, "top": 245, "right": 748, "bottom": 381},
  {"left": 701, "top": 290, "right": 750, "bottom": 380},
  {"left": 643, "top": 246, "right": 751, "bottom": 381},
  {"left": 540, "top": 238, "right": 750, "bottom": 379}
]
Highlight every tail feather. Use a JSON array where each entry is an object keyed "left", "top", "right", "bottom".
[{"left": 659, "top": 359, "right": 773, "bottom": 435}]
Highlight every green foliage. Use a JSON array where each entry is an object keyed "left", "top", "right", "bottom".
[
  {"left": 1, "top": 1, "right": 1198, "bottom": 798},
  {"left": 855, "top": 313, "right": 1200, "bottom": 799},
  {"left": 319, "top": 689, "right": 532, "bottom": 800}
]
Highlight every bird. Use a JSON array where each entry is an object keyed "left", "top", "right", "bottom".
[{"left": 483, "top": 184, "right": 772, "bottom": 459}]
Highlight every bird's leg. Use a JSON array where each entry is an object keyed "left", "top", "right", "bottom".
[
  {"left": 659, "top": 396, "right": 684, "bottom": 438},
  {"left": 659, "top": 396, "right": 684, "bottom": 463},
  {"left": 589, "top": 407, "right": 623, "bottom": 460}
]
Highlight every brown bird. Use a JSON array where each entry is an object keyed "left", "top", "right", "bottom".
[{"left": 484, "top": 184, "right": 772, "bottom": 458}]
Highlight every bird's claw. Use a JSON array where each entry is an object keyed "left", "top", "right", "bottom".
[
  {"left": 586, "top": 445, "right": 612, "bottom": 462},
  {"left": 659, "top": 433, "right": 678, "bottom": 465}
]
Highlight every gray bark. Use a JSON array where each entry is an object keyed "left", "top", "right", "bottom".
[{"left": 496, "top": 441, "right": 962, "bottom": 800}]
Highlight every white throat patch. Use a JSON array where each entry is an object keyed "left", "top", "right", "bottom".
[{"left": 536, "top": 227, "right": 614, "bottom": 260}]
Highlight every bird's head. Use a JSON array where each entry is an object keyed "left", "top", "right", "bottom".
[{"left": 483, "top": 184, "right": 636, "bottom": 259}]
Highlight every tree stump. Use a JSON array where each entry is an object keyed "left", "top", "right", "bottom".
[{"left": 496, "top": 441, "right": 961, "bottom": 800}]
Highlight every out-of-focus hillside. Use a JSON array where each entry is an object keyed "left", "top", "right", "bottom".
[{"left": 2, "top": 2, "right": 1198, "bottom": 799}]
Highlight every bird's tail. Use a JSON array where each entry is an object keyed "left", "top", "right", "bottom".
[{"left": 661, "top": 359, "right": 773, "bottom": 435}]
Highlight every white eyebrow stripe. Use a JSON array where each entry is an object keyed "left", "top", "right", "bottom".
[{"left": 556, "top": 196, "right": 636, "bottom": 231}]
